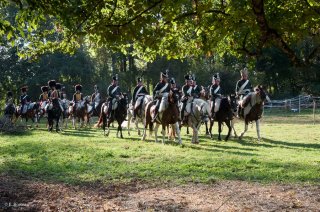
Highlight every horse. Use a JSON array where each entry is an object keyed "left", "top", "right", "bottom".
[
  {"left": 233, "top": 85, "right": 270, "bottom": 141},
  {"left": 14, "top": 102, "right": 40, "bottom": 128},
  {"left": 207, "top": 97, "right": 234, "bottom": 141},
  {"left": 182, "top": 98, "right": 211, "bottom": 144},
  {"left": 87, "top": 100, "right": 105, "bottom": 126},
  {"left": 68, "top": 96, "right": 90, "bottom": 129},
  {"left": 47, "top": 98, "right": 62, "bottom": 132},
  {"left": 60, "top": 98, "right": 71, "bottom": 129},
  {"left": 127, "top": 95, "right": 153, "bottom": 136},
  {"left": 4, "top": 103, "right": 16, "bottom": 122},
  {"left": 142, "top": 91, "right": 181, "bottom": 144},
  {"left": 96, "top": 94, "right": 127, "bottom": 138}
]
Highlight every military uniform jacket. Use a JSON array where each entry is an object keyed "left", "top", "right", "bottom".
[
  {"left": 73, "top": 93, "right": 83, "bottom": 103},
  {"left": 236, "top": 79, "right": 252, "bottom": 96},
  {"left": 20, "top": 94, "right": 30, "bottom": 105},
  {"left": 153, "top": 82, "right": 170, "bottom": 96},
  {"left": 193, "top": 85, "right": 202, "bottom": 98},
  {"left": 39, "top": 93, "right": 49, "bottom": 102},
  {"left": 133, "top": 85, "right": 148, "bottom": 102},
  {"left": 107, "top": 84, "right": 121, "bottom": 99},
  {"left": 182, "top": 85, "right": 194, "bottom": 98},
  {"left": 209, "top": 84, "right": 221, "bottom": 101}
]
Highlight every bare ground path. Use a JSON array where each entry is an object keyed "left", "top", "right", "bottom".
[{"left": 1, "top": 174, "right": 319, "bottom": 211}]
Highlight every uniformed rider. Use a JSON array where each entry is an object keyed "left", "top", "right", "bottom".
[
  {"left": 192, "top": 75, "right": 202, "bottom": 99},
  {"left": 72, "top": 84, "right": 84, "bottom": 109},
  {"left": 180, "top": 74, "right": 194, "bottom": 125},
  {"left": 91, "top": 85, "right": 101, "bottom": 113},
  {"left": 19, "top": 86, "right": 31, "bottom": 115},
  {"left": 39, "top": 86, "right": 49, "bottom": 114},
  {"left": 152, "top": 70, "right": 170, "bottom": 122},
  {"left": 132, "top": 77, "right": 148, "bottom": 121},
  {"left": 106, "top": 75, "right": 121, "bottom": 119},
  {"left": 209, "top": 73, "right": 222, "bottom": 117},
  {"left": 235, "top": 68, "right": 253, "bottom": 117}
]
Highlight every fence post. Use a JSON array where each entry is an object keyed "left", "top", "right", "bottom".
[
  {"left": 313, "top": 99, "right": 316, "bottom": 125},
  {"left": 299, "top": 95, "right": 301, "bottom": 113}
]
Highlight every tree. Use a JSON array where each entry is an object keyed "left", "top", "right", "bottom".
[{"left": 1, "top": 0, "right": 319, "bottom": 66}]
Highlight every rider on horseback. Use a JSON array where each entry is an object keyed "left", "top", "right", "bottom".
[
  {"left": 151, "top": 70, "right": 170, "bottom": 122},
  {"left": 19, "top": 86, "right": 31, "bottom": 115},
  {"left": 72, "top": 84, "right": 83, "bottom": 109},
  {"left": 132, "top": 77, "right": 149, "bottom": 121},
  {"left": 170, "top": 78, "right": 181, "bottom": 100},
  {"left": 106, "top": 75, "right": 121, "bottom": 119},
  {"left": 192, "top": 74, "right": 202, "bottom": 99},
  {"left": 180, "top": 74, "right": 194, "bottom": 125},
  {"left": 48, "top": 80, "right": 64, "bottom": 111},
  {"left": 235, "top": 68, "right": 253, "bottom": 118},
  {"left": 209, "top": 73, "right": 222, "bottom": 118},
  {"left": 39, "top": 86, "right": 49, "bottom": 114},
  {"left": 5, "top": 91, "right": 15, "bottom": 117},
  {"left": 90, "top": 85, "right": 101, "bottom": 114}
]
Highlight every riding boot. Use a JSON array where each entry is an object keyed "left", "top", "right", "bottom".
[{"left": 151, "top": 109, "right": 158, "bottom": 122}]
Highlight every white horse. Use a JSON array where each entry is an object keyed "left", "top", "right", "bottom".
[
  {"left": 184, "top": 98, "right": 211, "bottom": 144},
  {"left": 127, "top": 95, "right": 153, "bottom": 136},
  {"left": 232, "top": 86, "right": 270, "bottom": 141}
]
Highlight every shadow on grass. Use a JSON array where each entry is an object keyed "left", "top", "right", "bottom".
[{"left": 0, "top": 132, "right": 319, "bottom": 187}]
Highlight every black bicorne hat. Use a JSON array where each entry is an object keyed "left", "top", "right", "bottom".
[
  {"left": 94, "top": 84, "right": 98, "bottom": 89},
  {"left": 170, "top": 78, "right": 176, "bottom": 84},
  {"left": 112, "top": 74, "right": 119, "bottom": 81},
  {"left": 184, "top": 74, "right": 192, "bottom": 81},
  {"left": 55, "top": 83, "right": 62, "bottom": 90},
  {"left": 213, "top": 73, "right": 220, "bottom": 81},
  {"left": 41, "top": 86, "right": 49, "bottom": 92},
  {"left": 7, "top": 91, "right": 13, "bottom": 97},
  {"left": 75, "top": 84, "right": 82, "bottom": 91},
  {"left": 20, "top": 86, "right": 28, "bottom": 92},
  {"left": 48, "top": 80, "right": 56, "bottom": 88},
  {"left": 137, "top": 77, "right": 142, "bottom": 83},
  {"left": 161, "top": 69, "right": 169, "bottom": 78}
]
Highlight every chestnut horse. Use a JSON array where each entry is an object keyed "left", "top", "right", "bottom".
[
  {"left": 142, "top": 91, "right": 181, "bottom": 144},
  {"left": 15, "top": 102, "right": 40, "bottom": 127},
  {"left": 233, "top": 85, "right": 270, "bottom": 141}
]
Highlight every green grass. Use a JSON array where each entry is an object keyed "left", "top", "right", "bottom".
[{"left": 0, "top": 113, "right": 319, "bottom": 186}]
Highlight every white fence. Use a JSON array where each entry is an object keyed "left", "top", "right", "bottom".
[{"left": 264, "top": 95, "right": 320, "bottom": 113}]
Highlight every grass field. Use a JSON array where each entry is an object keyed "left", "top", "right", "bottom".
[{"left": 1, "top": 112, "right": 319, "bottom": 187}]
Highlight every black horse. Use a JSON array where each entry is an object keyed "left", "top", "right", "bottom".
[
  {"left": 47, "top": 99, "right": 62, "bottom": 132},
  {"left": 96, "top": 94, "right": 127, "bottom": 138},
  {"left": 207, "top": 97, "right": 234, "bottom": 141},
  {"left": 4, "top": 103, "right": 16, "bottom": 122}
]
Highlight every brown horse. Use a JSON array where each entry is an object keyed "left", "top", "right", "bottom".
[
  {"left": 142, "top": 91, "right": 181, "bottom": 144},
  {"left": 68, "top": 96, "right": 90, "bottom": 129},
  {"left": 233, "top": 85, "right": 270, "bottom": 141},
  {"left": 14, "top": 102, "right": 40, "bottom": 127},
  {"left": 96, "top": 94, "right": 127, "bottom": 138}
]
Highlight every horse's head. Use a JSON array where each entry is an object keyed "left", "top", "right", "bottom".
[
  {"left": 254, "top": 85, "right": 269, "bottom": 105},
  {"left": 168, "top": 90, "right": 179, "bottom": 105},
  {"left": 200, "top": 86, "right": 210, "bottom": 100},
  {"left": 84, "top": 95, "right": 91, "bottom": 103},
  {"left": 229, "top": 94, "right": 238, "bottom": 112}
]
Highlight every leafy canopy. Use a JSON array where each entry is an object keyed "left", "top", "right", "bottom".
[{"left": 1, "top": 0, "right": 320, "bottom": 64}]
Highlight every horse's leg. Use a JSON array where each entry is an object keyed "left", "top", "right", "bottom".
[
  {"left": 205, "top": 122, "right": 209, "bottom": 135},
  {"left": 239, "top": 122, "right": 248, "bottom": 140},
  {"left": 231, "top": 119, "right": 238, "bottom": 138},
  {"left": 161, "top": 125, "right": 166, "bottom": 144},
  {"left": 225, "top": 120, "right": 231, "bottom": 141},
  {"left": 174, "top": 122, "right": 182, "bottom": 144},
  {"left": 154, "top": 123, "right": 160, "bottom": 143},
  {"left": 218, "top": 121, "right": 222, "bottom": 141},
  {"left": 209, "top": 119, "right": 214, "bottom": 139},
  {"left": 186, "top": 126, "right": 189, "bottom": 135},
  {"left": 56, "top": 117, "right": 60, "bottom": 132},
  {"left": 256, "top": 119, "right": 261, "bottom": 141},
  {"left": 119, "top": 120, "right": 123, "bottom": 139},
  {"left": 136, "top": 120, "right": 141, "bottom": 136},
  {"left": 127, "top": 115, "right": 131, "bottom": 136},
  {"left": 72, "top": 117, "right": 76, "bottom": 129}
]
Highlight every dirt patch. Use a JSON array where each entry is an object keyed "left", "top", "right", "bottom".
[{"left": 0, "top": 174, "right": 319, "bottom": 211}]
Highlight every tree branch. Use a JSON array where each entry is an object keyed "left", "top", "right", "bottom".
[
  {"left": 236, "top": 32, "right": 260, "bottom": 57},
  {"left": 304, "top": 0, "right": 320, "bottom": 15},
  {"left": 105, "top": 0, "right": 164, "bottom": 28},
  {"left": 251, "top": 0, "right": 302, "bottom": 66}
]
